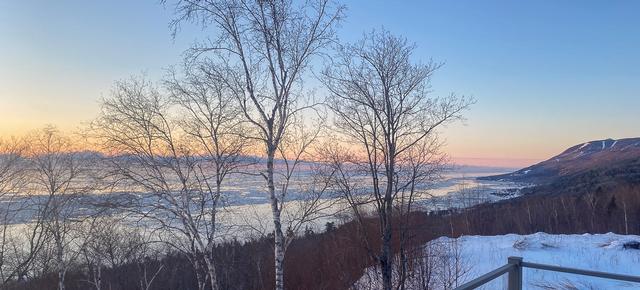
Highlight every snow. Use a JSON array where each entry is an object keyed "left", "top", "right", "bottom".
[
  {"left": 355, "top": 233, "right": 640, "bottom": 289},
  {"left": 602, "top": 140, "right": 606, "bottom": 149},
  {"left": 452, "top": 233, "right": 640, "bottom": 289},
  {"left": 578, "top": 142, "right": 590, "bottom": 150},
  {"left": 612, "top": 140, "right": 618, "bottom": 148},
  {"left": 523, "top": 170, "right": 531, "bottom": 175}
]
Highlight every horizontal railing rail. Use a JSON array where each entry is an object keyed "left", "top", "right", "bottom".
[
  {"left": 521, "top": 261, "right": 640, "bottom": 283},
  {"left": 454, "top": 256, "right": 640, "bottom": 290},
  {"left": 452, "top": 263, "right": 513, "bottom": 290}
]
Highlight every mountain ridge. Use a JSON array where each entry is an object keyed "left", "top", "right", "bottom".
[{"left": 480, "top": 137, "right": 640, "bottom": 184}]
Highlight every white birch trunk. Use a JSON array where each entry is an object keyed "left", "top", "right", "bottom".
[
  {"left": 267, "top": 149, "right": 285, "bottom": 290},
  {"left": 56, "top": 233, "right": 65, "bottom": 290},
  {"left": 204, "top": 256, "right": 218, "bottom": 290}
]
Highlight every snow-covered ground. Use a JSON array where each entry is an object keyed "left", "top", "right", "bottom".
[{"left": 355, "top": 233, "right": 640, "bottom": 290}]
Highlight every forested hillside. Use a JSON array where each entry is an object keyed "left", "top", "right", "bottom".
[{"left": 10, "top": 161, "right": 640, "bottom": 290}]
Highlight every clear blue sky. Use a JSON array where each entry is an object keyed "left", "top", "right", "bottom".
[{"left": 1, "top": 0, "right": 639, "bottom": 166}]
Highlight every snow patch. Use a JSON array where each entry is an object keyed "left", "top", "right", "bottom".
[
  {"left": 573, "top": 151, "right": 584, "bottom": 159},
  {"left": 355, "top": 233, "right": 640, "bottom": 289},
  {"left": 578, "top": 142, "right": 590, "bottom": 150}
]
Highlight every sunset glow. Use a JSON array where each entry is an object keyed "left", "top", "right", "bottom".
[{"left": 1, "top": 0, "right": 638, "bottom": 168}]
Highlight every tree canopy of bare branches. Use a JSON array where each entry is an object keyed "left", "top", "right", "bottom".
[
  {"left": 321, "top": 30, "right": 473, "bottom": 290},
  {"left": 0, "top": 137, "right": 32, "bottom": 285},
  {"left": 25, "top": 126, "right": 97, "bottom": 290},
  {"left": 166, "top": 1, "right": 345, "bottom": 289},
  {"left": 93, "top": 72, "right": 247, "bottom": 290}
]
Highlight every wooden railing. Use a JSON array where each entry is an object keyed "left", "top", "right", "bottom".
[{"left": 454, "top": 256, "right": 640, "bottom": 290}]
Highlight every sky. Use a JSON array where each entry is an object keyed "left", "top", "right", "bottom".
[{"left": 1, "top": 0, "right": 639, "bottom": 168}]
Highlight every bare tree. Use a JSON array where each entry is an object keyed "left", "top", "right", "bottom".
[
  {"left": 166, "top": 63, "right": 251, "bottom": 289},
  {"left": 395, "top": 139, "right": 448, "bottom": 290},
  {"left": 93, "top": 75, "right": 245, "bottom": 290},
  {"left": 0, "top": 137, "right": 35, "bottom": 286},
  {"left": 25, "top": 126, "right": 95, "bottom": 290},
  {"left": 321, "top": 30, "right": 472, "bottom": 290},
  {"left": 412, "top": 238, "right": 469, "bottom": 290},
  {"left": 166, "top": 1, "right": 345, "bottom": 288},
  {"left": 352, "top": 237, "right": 469, "bottom": 290},
  {"left": 78, "top": 216, "right": 157, "bottom": 290}
]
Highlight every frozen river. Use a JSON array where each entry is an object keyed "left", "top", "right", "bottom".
[
  {"left": 1, "top": 165, "right": 529, "bottom": 240},
  {"left": 209, "top": 165, "right": 528, "bottom": 239}
]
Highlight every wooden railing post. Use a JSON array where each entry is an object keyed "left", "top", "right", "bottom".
[{"left": 507, "top": 257, "right": 523, "bottom": 290}]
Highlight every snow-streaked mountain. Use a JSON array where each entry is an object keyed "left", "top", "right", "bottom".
[{"left": 482, "top": 137, "right": 640, "bottom": 184}]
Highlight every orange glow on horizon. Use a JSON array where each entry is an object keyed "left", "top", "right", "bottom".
[
  {"left": 0, "top": 125, "right": 547, "bottom": 169},
  {"left": 451, "top": 157, "right": 542, "bottom": 169}
]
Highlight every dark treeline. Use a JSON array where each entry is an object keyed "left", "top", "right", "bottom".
[{"left": 9, "top": 176, "right": 640, "bottom": 290}]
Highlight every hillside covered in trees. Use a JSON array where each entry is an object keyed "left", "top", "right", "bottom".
[{"left": 6, "top": 140, "right": 640, "bottom": 289}]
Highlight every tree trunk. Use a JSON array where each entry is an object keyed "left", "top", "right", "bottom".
[
  {"left": 58, "top": 271, "right": 65, "bottom": 290},
  {"left": 273, "top": 212, "right": 285, "bottom": 290},
  {"left": 399, "top": 249, "right": 407, "bottom": 290},
  {"left": 379, "top": 142, "right": 397, "bottom": 290},
  {"left": 56, "top": 237, "right": 65, "bottom": 290},
  {"left": 94, "top": 264, "right": 102, "bottom": 290},
  {"left": 623, "top": 201, "right": 629, "bottom": 235},
  {"left": 381, "top": 161, "right": 395, "bottom": 290},
  {"left": 207, "top": 185, "right": 221, "bottom": 290},
  {"left": 267, "top": 149, "right": 285, "bottom": 290},
  {"left": 194, "top": 259, "right": 206, "bottom": 290},
  {"left": 381, "top": 221, "right": 393, "bottom": 290},
  {"left": 204, "top": 256, "right": 218, "bottom": 290}
]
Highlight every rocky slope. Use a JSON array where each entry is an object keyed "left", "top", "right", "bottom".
[{"left": 481, "top": 137, "right": 640, "bottom": 184}]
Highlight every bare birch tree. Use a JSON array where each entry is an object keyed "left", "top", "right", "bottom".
[
  {"left": 25, "top": 126, "right": 95, "bottom": 290},
  {"left": 0, "top": 137, "right": 35, "bottom": 286},
  {"left": 165, "top": 1, "right": 345, "bottom": 288},
  {"left": 93, "top": 75, "right": 245, "bottom": 290},
  {"left": 321, "top": 30, "right": 472, "bottom": 290}
]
